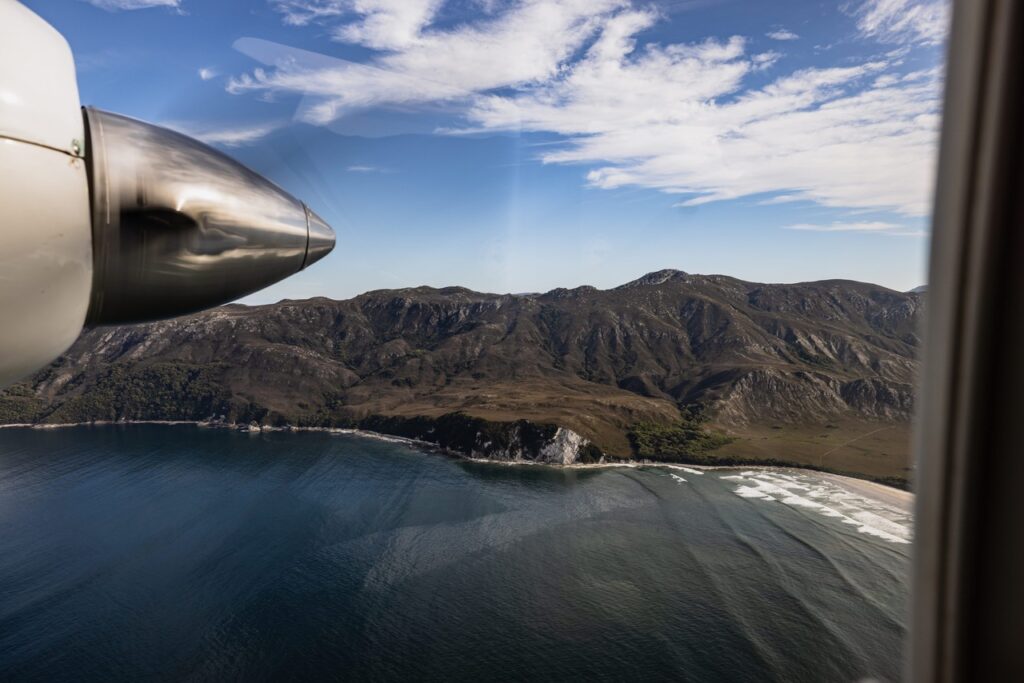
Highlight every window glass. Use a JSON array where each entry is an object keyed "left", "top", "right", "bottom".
[{"left": 0, "top": 1, "right": 948, "bottom": 680}]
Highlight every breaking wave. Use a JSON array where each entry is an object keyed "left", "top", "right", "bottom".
[{"left": 720, "top": 470, "right": 912, "bottom": 544}]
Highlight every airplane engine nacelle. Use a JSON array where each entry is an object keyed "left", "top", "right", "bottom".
[{"left": 0, "top": 0, "right": 335, "bottom": 387}]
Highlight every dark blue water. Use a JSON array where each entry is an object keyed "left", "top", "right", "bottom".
[{"left": 0, "top": 426, "right": 909, "bottom": 681}]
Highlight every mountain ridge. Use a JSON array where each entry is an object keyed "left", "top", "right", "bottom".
[
  {"left": 0, "top": 270, "right": 922, "bottom": 483},
  {"left": 247, "top": 269, "right": 918, "bottom": 305}
]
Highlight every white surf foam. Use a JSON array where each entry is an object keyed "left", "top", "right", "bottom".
[
  {"left": 723, "top": 470, "right": 912, "bottom": 544},
  {"left": 735, "top": 485, "right": 776, "bottom": 500}
]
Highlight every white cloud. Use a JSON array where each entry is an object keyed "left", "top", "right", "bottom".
[
  {"left": 270, "top": 0, "right": 443, "bottom": 47},
  {"left": 752, "top": 50, "right": 781, "bottom": 70},
  {"left": 230, "top": 0, "right": 943, "bottom": 217},
  {"left": 785, "top": 222, "right": 928, "bottom": 237},
  {"left": 84, "top": 0, "right": 179, "bottom": 9},
  {"left": 347, "top": 164, "right": 390, "bottom": 172},
  {"left": 335, "top": 0, "right": 445, "bottom": 50},
  {"left": 784, "top": 221, "right": 901, "bottom": 232},
  {"left": 271, "top": 0, "right": 346, "bottom": 26},
  {"left": 855, "top": 0, "right": 950, "bottom": 46},
  {"left": 463, "top": 27, "right": 940, "bottom": 215},
  {"left": 272, "top": 0, "right": 446, "bottom": 48},
  {"left": 766, "top": 29, "right": 799, "bottom": 41},
  {"left": 231, "top": 0, "right": 626, "bottom": 123},
  {"left": 786, "top": 221, "right": 930, "bottom": 236},
  {"left": 165, "top": 121, "right": 283, "bottom": 147},
  {"left": 198, "top": 67, "right": 218, "bottom": 80}
]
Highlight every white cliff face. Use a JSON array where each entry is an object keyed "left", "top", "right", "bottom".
[
  {"left": 474, "top": 425, "right": 589, "bottom": 464},
  {"left": 537, "top": 427, "right": 587, "bottom": 465}
]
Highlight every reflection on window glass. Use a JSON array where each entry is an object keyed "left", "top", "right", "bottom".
[{"left": 0, "top": 0, "right": 948, "bottom": 680}]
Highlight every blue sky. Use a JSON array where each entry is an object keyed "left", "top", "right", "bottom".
[{"left": 27, "top": 0, "right": 947, "bottom": 301}]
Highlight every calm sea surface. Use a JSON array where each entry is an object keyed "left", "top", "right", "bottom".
[{"left": 0, "top": 425, "right": 910, "bottom": 681}]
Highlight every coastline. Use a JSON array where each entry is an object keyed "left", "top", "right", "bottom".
[
  {"left": 0, "top": 420, "right": 914, "bottom": 506},
  {"left": 818, "top": 471, "right": 914, "bottom": 512}
]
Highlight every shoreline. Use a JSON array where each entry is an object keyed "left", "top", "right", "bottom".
[
  {"left": 0, "top": 420, "right": 914, "bottom": 505},
  {"left": 817, "top": 471, "right": 914, "bottom": 512}
]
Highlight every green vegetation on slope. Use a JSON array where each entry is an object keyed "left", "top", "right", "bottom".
[
  {"left": 2, "top": 363, "right": 237, "bottom": 424},
  {"left": 628, "top": 408, "right": 734, "bottom": 462},
  {"left": 0, "top": 384, "right": 44, "bottom": 423},
  {"left": 626, "top": 419, "right": 733, "bottom": 462}
]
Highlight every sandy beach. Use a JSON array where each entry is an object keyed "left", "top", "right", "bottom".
[{"left": 819, "top": 471, "right": 914, "bottom": 512}]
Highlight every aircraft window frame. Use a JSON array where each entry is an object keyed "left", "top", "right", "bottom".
[{"left": 910, "top": 0, "right": 1024, "bottom": 678}]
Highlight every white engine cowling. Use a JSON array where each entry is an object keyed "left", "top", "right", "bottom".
[
  {"left": 0, "top": 0, "right": 335, "bottom": 388},
  {"left": 0, "top": 0, "right": 93, "bottom": 387}
]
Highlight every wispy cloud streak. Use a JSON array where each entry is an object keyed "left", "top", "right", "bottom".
[
  {"left": 164, "top": 120, "right": 283, "bottom": 147},
  {"left": 226, "top": 0, "right": 946, "bottom": 217},
  {"left": 854, "top": 0, "right": 950, "bottom": 46},
  {"left": 84, "top": 0, "right": 180, "bottom": 10}
]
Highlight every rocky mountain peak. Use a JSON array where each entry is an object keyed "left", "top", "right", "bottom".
[{"left": 616, "top": 269, "right": 690, "bottom": 289}]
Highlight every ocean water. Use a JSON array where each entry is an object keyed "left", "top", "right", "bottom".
[{"left": 0, "top": 425, "right": 910, "bottom": 682}]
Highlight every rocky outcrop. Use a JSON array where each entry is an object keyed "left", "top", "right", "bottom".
[
  {"left": 356, "top": 413, "right": 602, "bottom": 464},
  {"left": 537, "top": 427, "right": 590, "bottom": 465}
]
